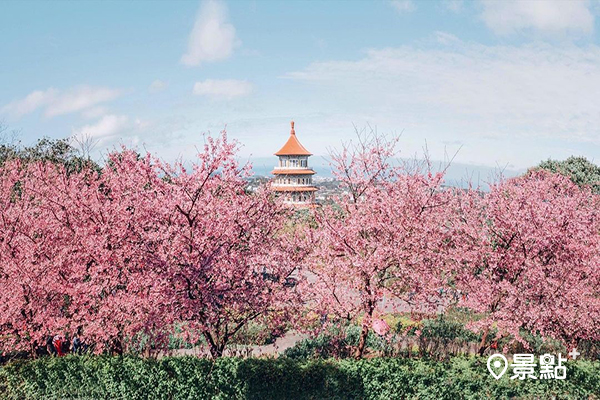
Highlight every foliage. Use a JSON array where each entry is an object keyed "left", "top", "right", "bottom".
[
  {"left": 284, "top": 324, "right": 389, "bottom": 360},
  {"left": 416, "top": 314, "right": 480, "bottom": 359},
  {"left": 0, "top": 136, "right": 98, "bottom": 173},
  {"left": 287, "top": 314, "right": 488, "bottom": 361},
  {"left": 303, "top": 129, "right": 468, "bottom": 358},
  {"left": 536, "top": 156, "right": 600, "bottom": 194},
  {"left": 1, "top": 128, "right": 599, "bottom": 361},
  {"left": 455, "top": 170, "right": 600, "bottom": 350},
  {"left": 1, "top": 355, "right": 599, "bottom": 399},
  {"left": 0, "top": 131, "right": 304, "bottom": 357},
  {"left": 0, "top": 151, "right": 170, "bottom": 355},
  {"left": 229, "top": 322, "right": 283, "bottom": 346}
]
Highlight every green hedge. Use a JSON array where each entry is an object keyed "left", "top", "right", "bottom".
[{"left": 1, "top": 355, "right": 599, "bottom": 399}]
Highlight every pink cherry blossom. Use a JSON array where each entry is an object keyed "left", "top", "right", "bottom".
[
  {"left": 455, "top": 170, "right": 600, "bottom": 353},
  {"left": 302, "top": 132, "right": 465, "bottom": 358},
  {"left": 372, "top": 319, "right": 390, "bottom": 336},
  {"left": 0, "top": 131, "right": 304, "bottom": 357}
]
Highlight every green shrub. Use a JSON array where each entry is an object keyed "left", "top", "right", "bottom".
[
  {"left": 417, "top": 314, "right": 480, "bottom": 359},
  {"left": 1, "top": 355, "right": 598, "bottom": 399},
  {"left": 284, "top": 325, "right": 389, "bottom": 359}
]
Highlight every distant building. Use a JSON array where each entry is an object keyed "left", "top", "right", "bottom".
[{"left": 271, "top": 121, "right": 317, "bottom": 205}]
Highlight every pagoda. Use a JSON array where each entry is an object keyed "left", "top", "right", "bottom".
[{"left": 271, "top": 121, "right": 317, "bottom": 205}]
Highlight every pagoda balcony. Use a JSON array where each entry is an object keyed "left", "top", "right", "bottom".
[
  {"left": 271, "top": 167, "right": 315, "bottom": 175},
  {"left": 272, "top": 181, "right": 315, "bottom": 186},
  {"left": 271, "top": 185, "right": 318, "bottom": 192},
  {"left": 273, "top": 166, "right": 314, "bottom": 169}
]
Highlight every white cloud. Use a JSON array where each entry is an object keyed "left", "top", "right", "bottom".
[
  {"left": 149, "top": 80, "right": 168, "bottom": 93},
  {"left": 73, "top": 115, "right": 129, "bottom": 139},
  {"left": 480, "top": 0, "right": 594, "bottom": 36},
  {"left": 390, "top": 0, "right": 415, "bottom": 14},
  {"left": 45, "top": 86, "right": 121, "bottom": 117},
  {"left": 1, "top": 89, "right": 57, "bottom": 117},
  {"left": 193, "top": 79, "right": 252, "bottom": 99},
  {"left": 1, "top": 86, "right": 121, "bottom": 118},
  {"left": 181, "top": 0, "right": 237, "bottom": 66},
  {"left": 285, "top": 40, "right": 600, "bottom": 167}
]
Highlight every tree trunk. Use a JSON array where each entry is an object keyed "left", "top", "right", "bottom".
[
  {"left": 204, "top": 331, "right": 227, "bottom": 358},
  {"left": 354, "top": 320, "right": 370, "bottom": 359},
  {"left": 478, "top": 326, "right": 490, "bottom": 356},
  {"left": 30, "top": 342, "right": 37, "bottom": 359},
  {"left": 111, "top": 337, "right": 124, "bottom": 355},
  {"left": 355, "top": 275, "right": 374, "bottom": 359},
  {"left": 209, "top": 343, "right": 225, "bottom": 358}
]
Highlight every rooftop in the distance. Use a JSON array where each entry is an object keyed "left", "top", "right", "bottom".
[{"left": 274, "top": 121, "right": 313, "bottom": 156}]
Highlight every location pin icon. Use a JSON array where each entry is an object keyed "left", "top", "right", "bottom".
[{"left": 487, "top": 354, "right": 508, "bottom": 379}]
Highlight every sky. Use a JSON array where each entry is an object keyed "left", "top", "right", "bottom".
[{"left": 1, "top": 0, "right": 600, "bottom": 173}]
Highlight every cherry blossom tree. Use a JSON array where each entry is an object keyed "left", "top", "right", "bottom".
[
  {"left": 456, "top": 170, "right": 600, "bottom": 354},
  {"left": 152, "top": 133, "right": 306, "bottom": 358},
  {"left": 304, "top": 131, "right": 464, "bottom": 358},
  {"left": 0, "top": 131, "right": 306, "bottom": 357},
  {"left": 0, "top": 153, "right": 170, "bottom": 355},
  {"left": 0, "top": 160, "right": 65, "bottom": 355}
]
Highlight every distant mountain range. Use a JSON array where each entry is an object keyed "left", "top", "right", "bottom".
[{"left": 247, "top": 156, "right": 524, "bottom": 190}]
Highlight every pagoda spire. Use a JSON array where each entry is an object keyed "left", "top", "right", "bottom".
[{"left": 274, "top": 121, "right": 312, "bottom": 156}]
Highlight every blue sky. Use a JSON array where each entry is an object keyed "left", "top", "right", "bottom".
[{"left": 2, "top": 0, "right": 600, "bottom": 171}]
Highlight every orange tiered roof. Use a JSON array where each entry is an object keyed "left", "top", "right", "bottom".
[
  {"left": 271, "top": 185, "right": 318, "bottom": 192},
  {"left": 274, "top": 121, "right": 313, "bottom": 156},
  {"left": 271, "top": 169, "right": 315, "bottom": 175}
]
